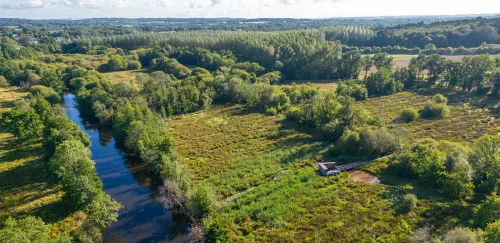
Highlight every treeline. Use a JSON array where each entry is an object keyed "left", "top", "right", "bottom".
[
  {"left": 0, "top": 92, "right": 120, "bottom": 242},
  {"left": 344, "top": 43, "right": 500, "bottom": 55},
  {"left": 66, "top": 30, "right": 360, "bottom": 80}
]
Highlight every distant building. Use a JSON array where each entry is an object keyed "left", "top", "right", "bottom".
[
  {"left": 29, "top": 38, "right": 38, "bottom": 45},
  {"left": 56, "top": 37, "right": 66, "bottom": 43}
]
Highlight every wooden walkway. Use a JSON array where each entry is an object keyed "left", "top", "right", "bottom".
[{"left": 336, "top": 155, "right": 393, "bottom": 172}]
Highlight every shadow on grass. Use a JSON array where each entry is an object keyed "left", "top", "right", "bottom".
[{"left": 0, "top": 156, "right": 72, "bottom": 224}]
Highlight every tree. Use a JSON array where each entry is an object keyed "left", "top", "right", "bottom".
[
  {"left": 1, "top": 99, "right": 44, "bottom": 140},
  {"left": 0, "top": 216, "right": 71, "bottom": 243},
  {"left": 50, "top": 139, "right": 102, "bottom": 208},
  {"left": 372, "top": 52, "right": 394, "bottom": 70},
  {"left": 40, "top": 69, "right": 64, "bottom": 93},
  {"left": 470, "top": 135, "right": 500, "bottom": 193},
  {"left": 361, "top": 55, "right": 373, "bottom": 76},
  {"left": 410, "top": 141, "right": 445, "bottom": 187},
  {"left": 339, "top": 51, "right": 362, "bottom": 79},
  {"left": 475, "top": 193, "right": 500, "bottom": 229},
  {"left": 426, "top": 54, "right": 447, "bottom": 85},
  {"left": 485, "top": 220, "right": 500, "bottom": 243}
]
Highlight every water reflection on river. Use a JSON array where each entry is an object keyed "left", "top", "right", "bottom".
[{"left": 63, "top": 93, "right": 190, "bottom": 243}]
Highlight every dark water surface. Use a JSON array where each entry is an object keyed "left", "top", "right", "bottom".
[{"left": 63, "top": 93, "right": 190, "bottom": 243}]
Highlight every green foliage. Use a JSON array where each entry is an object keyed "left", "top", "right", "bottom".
[
  {"left": 187, "top": 185, "right": 215, "bottom": 220},
  {"left": 484, "top": 220, "right": 500, "bottom": 243},
  {"left": 432, "top": 94, "right": 448, "bottom": 104},
  {"left": 265, "top": 107, "right": 277, "bottom": 116},
  {"left": 40, "top": 69, "right": 64, "bottom": 93},
  {"left": 399, "top": 194, "right": 417, "bottom": 214},
  {"left": 475, "top": 193, "right": 500, "bottom": 229},
  {"left": 366, "top": 67, "right": 403, "bottom": 96},
  {"left": 204, "top": 221, "right": 230, "bottom": 243},
  {"left": 336, "top": 80, "right": 368, "bottom": 100},
  {"left": 0, "top": 216, "right": 71, "bottom": 243},
  {"left": 154, "top": 57, "right": 191, "bottom": 79},
  {"left": 442, "top": 227, "right": 480, "bottom": 243},
  {"left": 0, "top": 75, "right": 9, "bottom": 87},
  {"left": 336, "top": 127, "right": 398, "bottom": 156},
  {"left": 50, "top": 140, "right": 101, "bottom": 208},
  {"left": 409, "top": 141, "right": 446, "bottom": 187},
  {"left": 29, "top": 85, "right": 61, "bottom": 104},
  {"left": 400, "top": 108, "right": 419, "bottom": 123},
  {"left": 420, "top": 101, "right": 450, "bottom": 119},
  {"left": 372, "top": 52, "right": 394, "bottom": 70},
  {"left": 1, "top": 99, "right": 45, "bottom": 140},
  {"left": 469, "top": 135, "right": 500, "bottom": 194}
]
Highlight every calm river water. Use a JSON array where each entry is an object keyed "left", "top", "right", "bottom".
[{"left": 63, "top": 93, "right": 190, "bottom": 243}]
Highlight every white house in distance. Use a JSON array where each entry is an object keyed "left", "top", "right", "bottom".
[{"left": 56, "top": 37, "right": 66, "bottom": 43}]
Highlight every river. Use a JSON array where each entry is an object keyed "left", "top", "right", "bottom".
[{"left": 63, "top": 93, "right": 190, "bottom": 243}]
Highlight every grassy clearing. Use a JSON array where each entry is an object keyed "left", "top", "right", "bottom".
[
  {"left": 358, "top": 92, "right": 499, "bottom": 142},
  {"left": 0, "top": 88, "right": 82, "bottom": 235},
  {"left": 168, "top": 105, "right": 330, "bottom": 198},
  {"left": 168, "top": 102, "right": 476, "bottom": 241},
  {"left": 280, "top": 80, "right": 338, "bottom": 94},
  {"left": 101, "top": 70, "right": 146, "bottom": 87}
]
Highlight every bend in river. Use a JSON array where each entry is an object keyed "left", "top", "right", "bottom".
[{"left": 63, "top": 93, "right": 190, "bottom": 243}]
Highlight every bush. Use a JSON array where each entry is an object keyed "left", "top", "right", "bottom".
[
  {"left": 432, "top": 94, "right": 448, "bottom": 104},
  {"left": 409, "top": 227, "right": 434, "bottom": 243},
  {"left": 442, "top": 227, "right": 480, "bottom": 243},
  {"left": 204, "top": 221, "right": 230, "bottom": 243},
  {"left": 399, "top": 193, "right": 417, "bottom": 213},
  {"left": 485, "top": 220, "right": 500, "bottom": 243},
  {"left": 187, "top": 185, "right": 215, "bottom": 220},
  {"left": 400, "top": 108, "right": 419, "bottom": 123},
  {"left": 337, "top": 127, "right": 398, "bottom": 156},
  {"left": 420, "top": 101, "right": 450, "bottom": 119},
  {"left": 0, "top": 216, "right": 71, "bottom": 242},
  {"left": 0, "top": 75, "right": 9, "bottom": 88},
  {"left": 128, "top": 60, "right": 142, "bottom": 70},
  {"left": 29, "top": 85, "right": 61, "bottom": 104},
  {"left": 265, "top": 107, "right": 278, "bottom": 116}
]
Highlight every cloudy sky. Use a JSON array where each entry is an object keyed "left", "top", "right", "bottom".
[{"left": 0, "top": 0, "right": 498, "bottom": 19}]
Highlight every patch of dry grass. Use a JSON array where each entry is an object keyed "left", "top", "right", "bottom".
[{"left": 358, "top": 92, "right": 499, "bottom": 142}]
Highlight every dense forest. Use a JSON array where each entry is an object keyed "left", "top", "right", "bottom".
[{"left": 1, "top": 15, "right": 500, "bottom": 243}]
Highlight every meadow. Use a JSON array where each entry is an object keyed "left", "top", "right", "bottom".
[
  {"left": 167, "top": 103, "right": 467, "bottom": 242},
  {"left": 358, "top": 91, "right": 499, "bottom": 142}
]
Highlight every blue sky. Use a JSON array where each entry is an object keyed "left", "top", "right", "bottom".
[{"left": 0, "top": 0, "right": 498, "bottom": 19}]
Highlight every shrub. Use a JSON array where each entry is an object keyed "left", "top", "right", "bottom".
[
  {"left": 29, "top": 85, "right": 61, "bottom": 104},
  {"left": 0, "top": 75, "right": 10, "bottom": 87},
  {"left": 420, "top": 101, "right": 450, "bottom": 119},
  {"left": 0, "top": 216, "right": 71, "bottom": 242},
  {"left": 204, "top": 221, "right": 230, "bottom": 243},
  {"left": 485, "top": 220, "right": 500, "bottom": 243},
  {"left": 432, "top": 94, "right": 448, "bottom": 104},
  {"left": 399, "top": 194, "right": 417, "bottom": 213},
  {"left": 187, "top": 185, "right": 215, "bottom": 220},
  {"left": 265, "top": 107, "right": 278, "bottom": 116},
  {"left": 400, "top": 108, "right": 419, "bottom": 123},
  {"left": 442, "top": 227, "right": 480, "bottom": 243},
  {"left": 128, "top": 60, "right": 142, "bottom": 70},
  {"left": 409, "top": 227, "right": 434, "bottom": 243}
]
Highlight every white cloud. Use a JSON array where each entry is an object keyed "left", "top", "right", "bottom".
[{"left": 0, "top": 0, "right": 498, "bottom": 18}]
